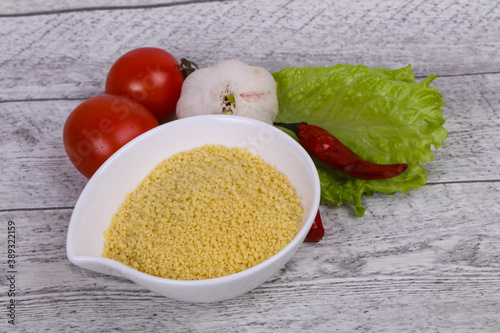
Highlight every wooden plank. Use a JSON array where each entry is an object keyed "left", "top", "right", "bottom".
[
  {"left": 429, "top": 74, "right": 500, "bottom": 183},
  {"left": 0, "top": 180, "right": 498, "bottom": 331},
  {"left": 0, "top": 100, "right": 88, "bottom": 211},
  {"left": 1, "top": 0, "right": 500, "bottom": 102},
  {"left": 1, "top": 73, "right": 498, "bottom": 210}
]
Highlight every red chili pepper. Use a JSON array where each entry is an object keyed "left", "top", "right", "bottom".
[
  {"left": 274, "top": 122, "right": 408, "bottom": 180},
  {"left": 306, "top": 210, "right": 324, "bottom": 242}
]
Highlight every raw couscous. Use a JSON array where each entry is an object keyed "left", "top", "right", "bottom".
[{"left": 103, "top": 144, "right": 303, "bottom": 280}]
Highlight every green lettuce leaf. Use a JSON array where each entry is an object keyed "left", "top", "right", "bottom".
[{"left": 273, "top": 64, "right": 448, "bottom": 216}]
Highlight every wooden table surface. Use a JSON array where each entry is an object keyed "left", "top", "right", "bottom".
[{"left": 1, "top": 0, "right": 499, "bottom": 332}]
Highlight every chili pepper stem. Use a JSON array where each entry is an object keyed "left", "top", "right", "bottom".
[
  {"left": 273, "top": 122, "right": 306, "bottom": 136},
  {"left": 180, "top": 58, "right": 199, "bottom": 79}
]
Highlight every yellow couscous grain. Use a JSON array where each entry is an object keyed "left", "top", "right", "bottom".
[{"left": 103, "top": 144, "right": 303, "bottom": 280}]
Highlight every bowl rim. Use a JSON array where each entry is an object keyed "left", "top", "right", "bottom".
[{"left": 66, "top": 115, "right": 321, "bottom": 286}]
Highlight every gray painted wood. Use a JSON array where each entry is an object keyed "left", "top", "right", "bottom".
[{"left": 1, "top": 0, "right": 499, "bottom": 331}]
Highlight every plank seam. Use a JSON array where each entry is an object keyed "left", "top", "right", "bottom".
[
  {"left": 0, "top": 206, "right": 75, "bottom": 213},
  {"left": 0, "top": 0, "right": 235, "bottom": 18}
]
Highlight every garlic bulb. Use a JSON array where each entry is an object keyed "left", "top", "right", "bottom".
[{"left": 176, "top": 60, "right": 279, "bottom": 124}]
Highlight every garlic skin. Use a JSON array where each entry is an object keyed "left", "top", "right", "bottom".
[{"left": 176, "top": 60, "right": 279, "bottom": 124}]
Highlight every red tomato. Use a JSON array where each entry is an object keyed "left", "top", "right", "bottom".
[
  {"left": 105, "top": 47, "right": 184, "bottom": 122},
  {"left": 63, "top": 94, "right": 158, "bottom": 178}
]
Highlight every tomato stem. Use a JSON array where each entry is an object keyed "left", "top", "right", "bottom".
[{"left": 180, "top": 58, "right": 199, "bottom": 79}]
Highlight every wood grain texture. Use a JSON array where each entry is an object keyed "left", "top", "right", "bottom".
[
  {"left": 0, "top": 100, "right": 87, "bottom": 210},
  {"left": 1, "top": 181, "right": 499, "bottom": 332},
  {"left": 1, "top": 0, "right": 500, "bottom": 332},
  {"left": 6, "top": 179, "right": 498, "bottom": 330},
  {"left": 1, "top": 0, "right": 500, "bottom": 103}
]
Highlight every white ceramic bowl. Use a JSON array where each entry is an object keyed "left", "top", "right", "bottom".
[{"left": 66, "top": 115, "right": 321, "bottom": 302}]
